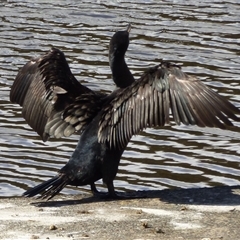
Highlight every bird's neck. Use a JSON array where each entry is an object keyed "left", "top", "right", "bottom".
[{"left": 109, "top": 54, "right": 135, "bottom": 89}]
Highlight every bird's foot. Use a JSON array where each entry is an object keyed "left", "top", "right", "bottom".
[
  {"left": 93, "top": 190, "right": 140, "bottom": 200},
  {"left": 90, "top": 183, "right": 118, "bottom": 199},
  {"left": 90, "top": 183, "right": 146, "bottom": 200}
]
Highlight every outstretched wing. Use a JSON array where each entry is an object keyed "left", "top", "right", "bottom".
[
  {"left": 10, "top": 48, "right": 104, "bottom": 141},
  {"left": 98, "top": 62, "right": 240, "bottom": 148}
]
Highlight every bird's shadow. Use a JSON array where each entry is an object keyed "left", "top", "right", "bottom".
[{"left": 29, "top": 185, "right": 240, "bottom": 208}]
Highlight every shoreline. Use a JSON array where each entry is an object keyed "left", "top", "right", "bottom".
[{"left": 0, "top": 186, "right": 240, "bottom": 240}]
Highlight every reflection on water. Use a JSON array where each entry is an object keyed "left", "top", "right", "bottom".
[{"left": 1, "top": 0, "right": 240, "bottom": 197}]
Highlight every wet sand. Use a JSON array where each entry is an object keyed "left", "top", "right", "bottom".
[{"left": 0, "top": 186, "right": 240, "bottom": 240}]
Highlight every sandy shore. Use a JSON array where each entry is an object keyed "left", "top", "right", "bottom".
[{"left": 0, "top": 186, "right": 240, "bottom": 240}]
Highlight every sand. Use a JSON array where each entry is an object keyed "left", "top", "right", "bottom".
[{"left": 0, "top": 186, "right": 240, "bottom": 240}]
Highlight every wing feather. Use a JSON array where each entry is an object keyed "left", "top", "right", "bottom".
[
  {"left": 98, "top": 63, "right": 240, "bottom": 148},
  {"left": 10, "top": 48, "right": 104, "bottom": 141}
]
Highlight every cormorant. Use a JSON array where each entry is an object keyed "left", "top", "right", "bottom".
[{"left": 10, "top": 24, "right": 240, "bottom": 200}]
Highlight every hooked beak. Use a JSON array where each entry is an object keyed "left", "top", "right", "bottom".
[{"left": 126, "top": 23, "right": 131, "bottom": 33}]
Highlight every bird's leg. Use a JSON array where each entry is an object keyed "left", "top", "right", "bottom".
[
  {"left": 106, "top": 181, "right": 119, "bottom": 199},
  {"left": 91, "top": 181, "right": 146, "bottom": 200},
  {"left": 107, "top": 181, "right": 147, "bottom": 199},
  {"left": 90, "top": 183, "right": 99, "bottom": 195},
  {"left": 90, "top": 181, "right": 119, "bottom": 199},
  {"left": 90, "top": 182, "right": 110, "bottom": 198}
]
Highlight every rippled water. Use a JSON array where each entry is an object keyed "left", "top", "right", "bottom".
[{"left": 1, "top": 0, "right": 240, "bottom": 197}]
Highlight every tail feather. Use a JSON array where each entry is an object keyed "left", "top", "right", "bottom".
[{"left": 23, "top": 175, "right": 69, "bottom": 200}]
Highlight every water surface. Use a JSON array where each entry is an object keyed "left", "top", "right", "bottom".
[{"left": 1, "top": 0, "right": 240, "bottom": 197}]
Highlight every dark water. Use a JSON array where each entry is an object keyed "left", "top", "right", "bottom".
[{"left": 1, "top": 0, "right": 240, "bottom": 197}]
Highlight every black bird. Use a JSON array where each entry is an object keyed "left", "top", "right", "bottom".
[{"left": 10, "top": 24, "right": 240, "bottom": 200}]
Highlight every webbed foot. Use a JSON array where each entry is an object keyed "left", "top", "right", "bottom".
[{"left": 90, "top": 182, "right": 146, "bottom": 200}]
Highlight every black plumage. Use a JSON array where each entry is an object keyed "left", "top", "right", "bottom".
[{"left": 10, "top": 24, "right": 240, "bottom": 200}]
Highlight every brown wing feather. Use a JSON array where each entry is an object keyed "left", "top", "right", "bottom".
[
  {"left": 45, "top": 92, "right": 105, "bottom": 139},
  {"left": 10, "top": 48, "right": 103, "bottom": 141},
  {"left": 98, "top": 63, "right": 240, "bottom": 148}
]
